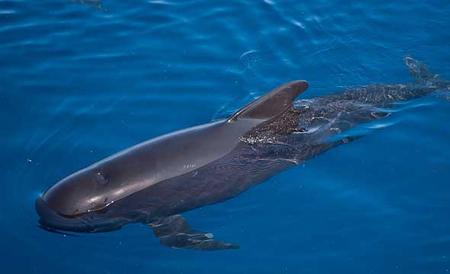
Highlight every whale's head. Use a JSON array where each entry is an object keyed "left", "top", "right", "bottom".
[{"left": 35, "top": 165, "right": 130, "bottom": 233}]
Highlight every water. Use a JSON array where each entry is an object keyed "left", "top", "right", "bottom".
[{"left": 1, "top": 0, "right": 450, "bottom": 273}]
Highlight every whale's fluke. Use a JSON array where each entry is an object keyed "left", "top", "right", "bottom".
[
  {"left": 405, "top": 56, "right": 441, "bottom": 85},
  {"left": 228, "top": 80, "right": 308, "bottom": 123},
  {"left": 148, "top": 215, "right": 239, "bottom": 251},
  {"left": 405, "top": 57, "right": 450, "bottom": 91}
]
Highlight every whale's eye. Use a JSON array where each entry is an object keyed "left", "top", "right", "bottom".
[{"left": 95, "top": 171, "right": 109, "bottom": 185}]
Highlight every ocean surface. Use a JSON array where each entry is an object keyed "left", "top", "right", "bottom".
[{"left": 1, "top": 0, "right": 450, "bottom": 273}]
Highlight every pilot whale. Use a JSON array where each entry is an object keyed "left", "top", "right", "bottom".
[{"left": 36, "top": 57, "right": 449, "bottom": 250}]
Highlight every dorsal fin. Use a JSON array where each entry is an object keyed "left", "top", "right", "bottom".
[{"left": 227, "top": 80, "right": 308, "bottom": 123}]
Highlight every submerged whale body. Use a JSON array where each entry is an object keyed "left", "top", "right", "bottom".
[{"left": 36, "top": 57, "right": 449, "bottom": 250}]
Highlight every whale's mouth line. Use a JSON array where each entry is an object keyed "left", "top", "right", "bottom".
[
  {"left": 57, "top": 204, "right": 111, "bottom": 219},
  {"left": 36, "top": 196, "right": 129, "bottom": 233},
  {"left": 36, "top": 197, "right": 94, "bottom": 232}
]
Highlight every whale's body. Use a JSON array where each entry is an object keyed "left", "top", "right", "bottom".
[{"left": 36, "top": 58, "right": 448, "bottom": 250}]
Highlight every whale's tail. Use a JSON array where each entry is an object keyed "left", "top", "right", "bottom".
[{"left": 405, "top": 57, "right": 449, "bottom": 90}]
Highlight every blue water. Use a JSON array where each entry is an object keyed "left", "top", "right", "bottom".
[{"left": 1, "top": 0, "right": 450, "bottom": 273}]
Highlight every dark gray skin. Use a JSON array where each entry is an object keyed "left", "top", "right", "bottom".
[{"left": 36, "top": 57, "right": 449, "bottom": 250}]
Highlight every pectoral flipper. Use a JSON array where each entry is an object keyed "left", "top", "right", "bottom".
[{"left": 148, "top": 215, "right": 239, "bottom": 251}]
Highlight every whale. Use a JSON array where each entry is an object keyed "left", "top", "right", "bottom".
[{"left": 36, "top": 57, "right": 449, "bottom": 250}]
